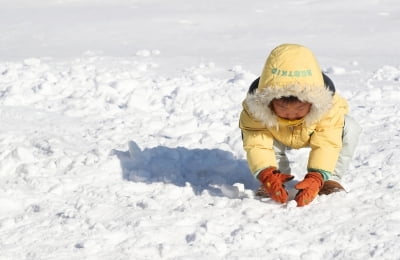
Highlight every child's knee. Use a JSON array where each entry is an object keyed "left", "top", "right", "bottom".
[{"left": 344, "top": 116, "right": 362, "bottom": 138}]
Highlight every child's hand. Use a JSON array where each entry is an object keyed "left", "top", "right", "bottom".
[
  {"left": 295, "top": 172, "right": 324, "bottom": 207},
  {"left": 258, "top": 167, "right": 294, "bottom": 203}
]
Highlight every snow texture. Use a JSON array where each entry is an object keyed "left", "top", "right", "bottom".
[{"left": 1, "top": 0, "right": 400, "bottom": 259}]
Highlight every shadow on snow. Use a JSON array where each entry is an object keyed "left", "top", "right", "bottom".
[{"left": 112, "top": 141, "right": 258, "bottom": 197}]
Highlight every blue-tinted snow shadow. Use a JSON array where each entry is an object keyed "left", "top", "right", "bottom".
[{"left": 112, "top": 141, "right": 259, "bottom": 197}]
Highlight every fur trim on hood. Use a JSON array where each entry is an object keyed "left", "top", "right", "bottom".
[{"left": 244, "top": 44, "right": 334, "bottom": 127}]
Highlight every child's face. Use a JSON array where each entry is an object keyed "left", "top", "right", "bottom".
[{"left": 271, "top": 99, "right": 311, "bottom": 121}]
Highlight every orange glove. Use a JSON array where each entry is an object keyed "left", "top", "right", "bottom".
[
  {"left": 258, "top": 167, "right": 294, "bottom": 203},
  {"left": 295, "top": 172, "right": 324, "bottom": 207}
]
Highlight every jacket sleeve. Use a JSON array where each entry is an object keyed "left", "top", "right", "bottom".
[
  {"left": 307, "top": 95, "right": 348, "bottom": 178},
  {"left": 239, "top": 106, "right": 277, "bottom": 175}
]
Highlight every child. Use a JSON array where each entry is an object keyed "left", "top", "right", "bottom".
[{"left": 239, "top": 43, "right": 361, "bottom": 207}]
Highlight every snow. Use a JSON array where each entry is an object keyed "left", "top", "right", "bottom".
[{"left": 1, "top": 0, "right": 400, "bottom": 259}]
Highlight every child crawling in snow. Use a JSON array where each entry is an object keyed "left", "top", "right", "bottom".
[{"left": 239, "top": 44, "right": 361, "bottom": 207}]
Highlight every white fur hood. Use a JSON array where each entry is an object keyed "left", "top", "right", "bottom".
[{"left": 244, "top": 44, "right": 334, "bottom": 127}]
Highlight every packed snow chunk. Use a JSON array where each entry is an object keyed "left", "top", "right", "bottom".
[
  {"left": 0, "top": 197, "right": 24, "bottom": 218},
  {"left": 373, "top": 65, "right": 400, "bottom": 81},
  {"left": 387, "top": 150, "right": 400, "bottom": 166},
  {"left": 55, "top": 157, "right": 73, "bottom": 169},
  {"left": 365, "top": 88, "right": 382, "bottom": 101},
  {"left": 300, "top": 249, "right": 322, "bottom": 260},
  {"left": 233, "top": 182, "right": 245, "bottom": 193},
  {"left": 43, "top": 71, "right": 59, "bottom": 83},
  {"left": 286, "top": 200, "right": 298, "bottom": 208},
  {"left": 206, "top": 123, "right": 230, "bottom": 143},
  {"left": 158, "top": 119, "right": 198, "bottom": 138},
  {"left": 23, "top": 58, "right": 41, "bottom": 67},
  {"left": 136, "top": 49, "right": 151, "bottom": 57},
  {"left": 74, "top": 238, "right": 103, "bottom": 251},
  {"left": 110, "top": 79, "right": 139, "bottom": 94},
  {"left": 324, "top": 66, "right": 346, "bottom": 75},
  {"left": 227, "top": 65, "right": 255, "bottom": 85},
  {"left": 126, "top": 87, "right": 153, "bottom": 110},
  {"left": 198, "top": 62, "right": 215, "bottom": 69},
  {"left": 151, "top": 49, "right": 161, "bottom": 55},
  {"left": 12, "top": 146, "right": 35, "bottom": 162},
  {"left": 220, "top": 184, "right": 240, "bottom": 198}
]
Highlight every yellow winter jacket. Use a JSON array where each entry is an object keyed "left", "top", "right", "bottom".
[{"left": 239, "top": 44, "right": 349, "bottom": 179}]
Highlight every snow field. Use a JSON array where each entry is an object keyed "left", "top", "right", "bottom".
[
  {"left": 1, "top": 54, "right": 400, "bottom": 259},
  {"left": 2, "top": 0, "right": 400, "bottom": 258}
]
